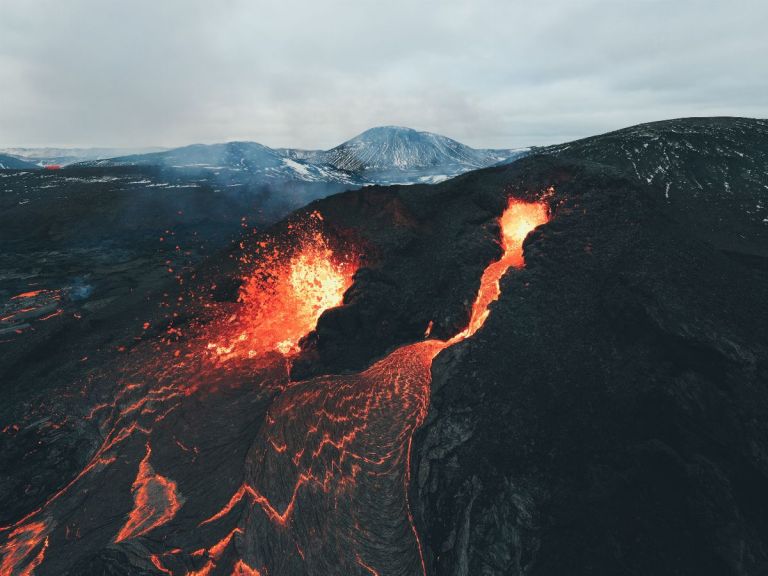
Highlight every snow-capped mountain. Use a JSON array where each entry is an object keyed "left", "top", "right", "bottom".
[
  {"left": 80, "top": 141, "right": 358, "bottom": 184},
  {"left": 301, "top": 126, "right": 524, "bottom": 184},
  {"left": 67, "top": 127, "right": 525, "bottom": 186}
]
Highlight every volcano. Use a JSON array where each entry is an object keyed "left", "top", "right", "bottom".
[
  {"left": 0, "top": 189, "right": 548, "bottom": 576},
  {"left": 2, "top": 117, "right": 768, "bottom": 576}
]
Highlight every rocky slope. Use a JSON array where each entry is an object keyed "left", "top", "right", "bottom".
[
  {"left": 407, "top": 157, "right": 768, "bottom": 576},
  {"left": 537, "top": 116, "right": 768, "bottom": 257}
]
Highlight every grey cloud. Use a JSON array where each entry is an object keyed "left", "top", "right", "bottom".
[{"left": 0, "top": 0, "right": 766, "bottom": 149}]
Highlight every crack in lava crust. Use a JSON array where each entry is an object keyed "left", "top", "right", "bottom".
[{"left": 0, "top": 199, "right": 548, "bottom": 575}]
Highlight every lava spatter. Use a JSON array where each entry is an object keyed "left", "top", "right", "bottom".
[
  {"left": 206, "top": 211, "right": 358, "bottom": 362},
  {"left": 0, "top": 212, "right": 358, "bottom": 575}
]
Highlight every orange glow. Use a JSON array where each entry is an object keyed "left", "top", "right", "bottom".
[
  {"left": 194, "top": 197, "right": 548, "bottom": 575},
  {"left": 207, "top": 213, "right": 358, "bottom": 361},
  {"left": 0, "top": 199, "right": 548, "bottom": 575},
  {"left": 11, "top": 290, "right": 44, "bottom": 299},
  {"left": 150, "top": 554, "right": 173, "bottom": 576},
  {"left": 232, "top": 560, "right": 262, "bottom": 576},
  {"left": 186, "top": 527, "right": 243, "bottom": 576},
  {"left": 0, "top": 520, "right": 50, "bottom": 576},
  {"left": 115, "top": 442, "right": 184, "bottom": 542},
  {"left": 451, "top": 198, "right": 549, "bottom": 342}
]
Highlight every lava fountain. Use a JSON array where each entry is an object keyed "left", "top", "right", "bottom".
[{"left": 206, "top": 212, "right": 358, "bottom": 362}]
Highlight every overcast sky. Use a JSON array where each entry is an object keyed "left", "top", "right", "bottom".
[{"left": 1, "top": 0, "right": 766, "bottom": 150}]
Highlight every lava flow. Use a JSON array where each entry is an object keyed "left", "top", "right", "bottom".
[
  {"left": 197, "top": 197, "right": 549, "bottom": 575},
  {"left": 0, "top": 198, "right": 548, "bottom": 575},
  {"left": 115, "top": 442, "right": 185, "bottom": 543},
  {"left": 451, "top": 198, "right": 550, "bottom": 341},
  {"left": 0, "top": 212, "right": 359, "bottom": 575}
]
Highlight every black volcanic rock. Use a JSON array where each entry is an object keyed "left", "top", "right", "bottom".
[
  {"left": 538, "top": 116, "right": 768, "bottom": 258},
  {"left": 407, "top": 158, "right": 768, "bottom": 576},
  {"left": 288, "top": 178, "right": 508, "bottom": 378},
  {"left": 280, "top": 140, "right": 768, "bottom": 573}
]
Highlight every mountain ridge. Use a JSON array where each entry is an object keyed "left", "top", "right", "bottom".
[
  {"left": 0, "top": 153, "right": 39, "bottom": 170},
  {"left": 0, "top": 146, "right": 167, "bottom": 166},
  {"left": 69, "top": 126, "right": 525, "bottom": 186},
  {"left": 534, "top": 116, "right": 768, "bottom": 256}
]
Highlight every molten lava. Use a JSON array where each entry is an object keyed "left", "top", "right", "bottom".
[
  {"left": 197, "top": 197, "right": 549, "bottom": 574},
  {"left": 240, "top": 232, "right": 355, "bottom": 355},
  {"left": 452, "top": 198, "right": 550, "bottom": 341},
  {"left": 0, "top": 520, "right": 50, "bottom": 576},
  {"left": 207, "top": 212, "right": 358, "bottom": 361},
  {"left": 115, "top": 442, "right": 184, "bottom": 542},
  {"left": 0, "top": 198, "right": 549, "bottom": 575}
]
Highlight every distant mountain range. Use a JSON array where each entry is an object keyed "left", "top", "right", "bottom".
[
  {"left": 82, "top": 141, "right": 360, "bottom": 185},
  {"left": 0, "top": 147, "right": 167, "bottom": 167},
  {"left": 1, "top": 127, "right": 527, "bottom": 186},
  {"left": 0, "top": 154, "right": 39, "bottom": 169}
]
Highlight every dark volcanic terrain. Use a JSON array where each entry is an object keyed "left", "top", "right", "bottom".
[
  {"left": 1, "top": 117, "right": 767, "bottom": 576},
  {"left": 538, "top": 116, "right": 768, "bottom": 257}
]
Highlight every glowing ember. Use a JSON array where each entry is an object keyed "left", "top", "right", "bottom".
[{"left": 115, "top": 442, "right": 184, "bottom": 542}]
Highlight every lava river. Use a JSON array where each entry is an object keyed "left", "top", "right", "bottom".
[{"left": 0, "top": 200, "right": 548, "bottom": 575}]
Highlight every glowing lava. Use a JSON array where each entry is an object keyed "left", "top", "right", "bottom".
[
  {"left": 0, "top": 213, "right": 356, "bottom": 575},
  {"left": 198, "top": 197, "right": 549, "bottom": 574},
  {"left": 200, "top": 340, "right": 445, "bottom": 574},
  {"left": 0, "top": 520, "right": 50, "bottom": 576},
  {"left": 207, "top": 212, "right": 358, "bottom": 361},
  {"left": 115, "top": 442, "right": 184, "bottom": 542},
  {"left": 452, "top": 198, "right": 550, "bottom": 341},
  {"left": 0, "top": 198, "right": 548, "bottom": 575}
]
